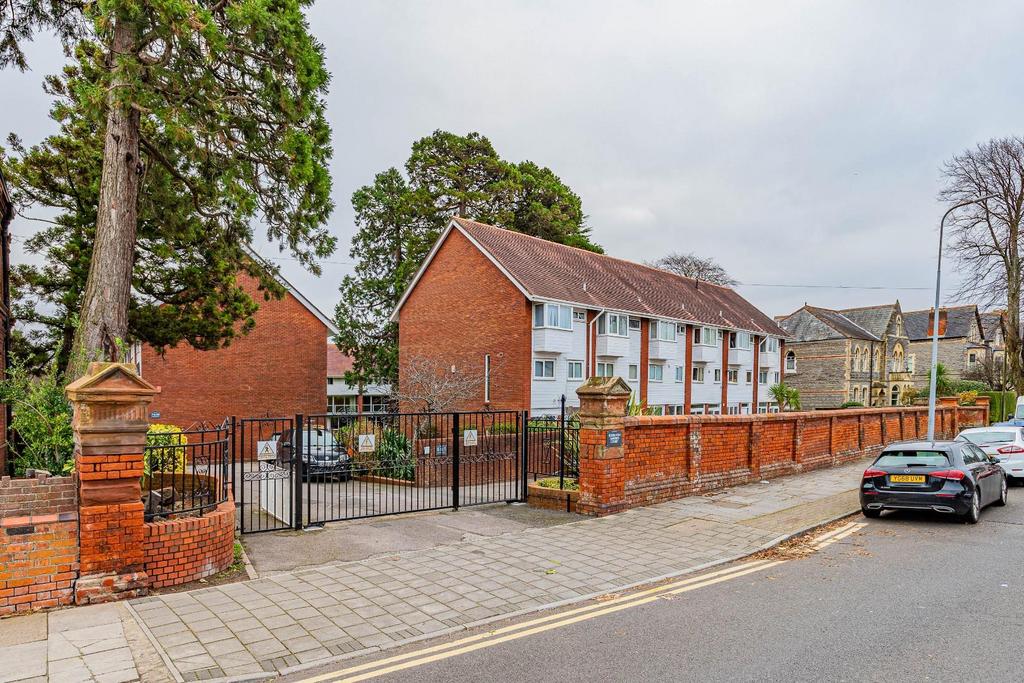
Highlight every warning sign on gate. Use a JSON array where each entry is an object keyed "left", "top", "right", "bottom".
[
  {"left": 358, "top": 433, "right": 376, "bottom": 453},
  {"left": 256, "top": 440, "right": 278, "bottom": 461},
  {"left": 463, "top": 429, "right": 478, "bottom": 447}
]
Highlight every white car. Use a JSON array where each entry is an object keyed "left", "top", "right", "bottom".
[{"left": 957, "top": 426, "right": 1024, "bottom": 484}]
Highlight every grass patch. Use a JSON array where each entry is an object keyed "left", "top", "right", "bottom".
[{"left": 535, "top": 477, "right": 579, "bottom": 491}]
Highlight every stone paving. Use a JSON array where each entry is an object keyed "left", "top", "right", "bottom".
[{"left": 127, "top": 459, "right": 867, "bottom": 681}]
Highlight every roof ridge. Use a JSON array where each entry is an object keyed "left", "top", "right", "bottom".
[
  {"left": 903, "top": 305, "right": 976, "bottom": 314},
  {"left": 453, "top": 216, "right": 738, "bottom": 293}
]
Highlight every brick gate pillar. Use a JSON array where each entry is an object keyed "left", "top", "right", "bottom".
[
  {"left": 575, "top": 377, "right": 631, "bottom": 516},
  {"left": 65, "top": 363, "right": 159, "bottom": 604}
]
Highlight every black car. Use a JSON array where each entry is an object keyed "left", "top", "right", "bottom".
[
  {"left": 860, "top": 440, "right": 1007, "bottom": 523},
  {"left": 271, "top": 427, "right": 352, "bottom": 481}
]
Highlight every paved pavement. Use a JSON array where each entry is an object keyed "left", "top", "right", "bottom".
[
  {"left": 122, "top": 460, "right": 866, "bottom": 681},
  {"left": 351, "top": 491, "right": 1024, "bottom": 682}
]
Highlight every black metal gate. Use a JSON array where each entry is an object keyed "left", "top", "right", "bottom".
[{"left": 233, "top": 404, "right": 578, "bottom": 533}]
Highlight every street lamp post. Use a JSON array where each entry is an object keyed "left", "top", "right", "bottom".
[{"left": 926, "top": 194, "right": 996, "bottom": 441}]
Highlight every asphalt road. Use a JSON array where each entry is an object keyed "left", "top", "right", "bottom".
[{"left": 290, "top": 492, "right": 1024, "bottom": 683}]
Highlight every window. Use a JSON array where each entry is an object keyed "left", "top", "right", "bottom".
[
  {"left": 853, "top": 347, "right": 861, "bottom": 373},
  {"left": 677, "top": 324, "right": 687, "bottom": 334},
  {"left": 968, "top": 352, "right": 978, "bottom": 366},
  {"left": 740, "top": 403, "right": 750, "bottom": 415},
  {"left": 573, "top": 310, "right": 587, "bottom": 322},
  {"left": 745, "top": 370, "right": 753, "bottom": 384},
  {"left": 727, "top": 405, "right": 740, "bottom": 415},
  {"left": 567, "top": 360, "right": 583, "bottom": 381},
  {"left": 707, "top": 404, "right": 721, "bottom": 415},
  {"left": 675, "top": 366, "right": 685, "bottom": 383},
  {"left": 649, "top": 364, "right": 664, "bottom": 382},
  {"left": 728, "top": 369, "right": 738, "bottom": 384},
  {"left": 714, "top": 368, "right": 722, "bottom": 383},
  {"left": 628, "top": 318, "right": 642, "bottom": 330},
  {"left": 908, "top": 354, "right": 916, "bottom": 373},
  {"left": 692, "top": 405, "right": 706, "bottom": 415},
  {"left": 694, "top": 326, "right": 718, "bottom": 346},
  {"left": 598, "top": 313, "right": 629, "bottom": 337},
  {"left": 327, "top": 377, "right": 335, "bottom": 386},
  {"left": 759, "top": 337, "right": 779, "bottom": 353},
  {"left": 534, "top": 303, "right": 572, "bottom": 330},
  {"left": 666, "top": 405, "right": 685, "bottom": 415},
  {"left": 692, "top": 366, "right": 705, "bottom": 383},
  {"left": 628, "top": 364, "right": 639, "bottom": 381},
  {"left": 785, "top": 351, "right": 796, "bottom": 371},
  {"left": 484, "top": 354, "right": 491, "bottom": 403},
  {"left": 328, "top": 395, "right": 357, "bottom": 414},
  {"left": 596, "top": 362, "right": 614, "bottom": 377},
  {"left": 649, "top": 320, "right": 677, "bottom": 342},
  {"left": 773, "top": 371, "right": 780, "bottom": 384},
  {"left": 759, "top": 368, "right": 769, "bottom": 384},
  {"left": 363, "top": 395, "right": 389, "bottom": 414},
  {"left": 534, "top": 359, "right": 555, "bottom": 379},
  {"left": 647, "top": 405, "right": 664, "bottom": 416}
]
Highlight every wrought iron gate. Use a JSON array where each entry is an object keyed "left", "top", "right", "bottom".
[{"left": 233, "top": 405, "right": 578, "bottom": 533}]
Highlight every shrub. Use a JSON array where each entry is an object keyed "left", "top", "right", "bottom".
[
  {"left": 487, "top": 421, "right": 518, "bottom": 435},
  {"left": 145, "top": 424, "right": 187, "bottom": 475},
  {"left": 950, "top": 379, "right": 989, "bottom": 394},
  {"left": 0, "top": 364, "right": 74, "bottom": 476},
  {"left": 839, "top": 401, "right": 864, "bottom": 409},
  {"left": 957, "top": 390, "right": 978, "bottom": 406},
  {"left": 900, "top": 386, "right": 919, "bottom": 406},
  {"left": 535, "top": 477, "right": 579, "bottom": 491},
  {"left": 376, "top": 429, "right": 414, "bottom": 481}
]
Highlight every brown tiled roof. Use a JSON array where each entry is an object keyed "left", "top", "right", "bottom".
[
  {"left": 327, "top": 343, "right": 352, "bottom": 377},
  {"left": 452, "top": 217, "right": 787, "bottom": 337}
]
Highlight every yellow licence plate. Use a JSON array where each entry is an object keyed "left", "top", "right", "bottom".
[{"left": 889, "top": 474, "right": 926, "bottom": 483}]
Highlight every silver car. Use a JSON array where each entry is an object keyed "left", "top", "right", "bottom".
[{"left": 957, "top": 426, "right": 1024, "bottom": 484}]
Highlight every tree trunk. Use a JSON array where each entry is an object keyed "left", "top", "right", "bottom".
[{"left": 67, "top": 18, "right": 141, "bottom": 378}]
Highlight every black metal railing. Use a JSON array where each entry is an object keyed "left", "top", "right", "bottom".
[
  {"left": 143, "top": 426, "right": 230, "bottom": 522},
  {"left": 526, "top": 396, "right": 580, "bottom": 489}
]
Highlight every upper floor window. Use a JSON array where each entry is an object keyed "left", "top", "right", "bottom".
[
  {"left": 596, "top": 362, "right": 615, "bottom": 377},
  {"left": 533, "top": 303, "right": 572, "bottom": 330},
  {"left": 729, "top": 331, "right": 754, "bottom": 349},
  {"left": 759, "top": 337, "right": 779, "bottom": 353},
  {"left": 692, "top": 366, "right": 705, "bottom": 383},
  {"left": 727, "top": 369, "right": 739, "bottom": 384},
  {"left": 628, "top": 364, "right": 639, "bottom": 381},
  {"left": 628, "top": 318, "right": 642, "bottom": 331},
  {"left": 597, "top": 313, "right": 629, "bottom": 337},
  {"left": 895, "top": 315, "right": 904, "bottom": 337},
  {"left": 693, "top": 326, "right": 718, "bottom": 346},
  {"left": 650, "top": 320, "right": 677, "bottom": 342},
  {"left": 785, "top": 351, "right": 797, "bottom": 371},
  {"left": 758, "top": 368, "right": 769, "bottom": 384},
  {"left": 572, "top": 310, "right": 587, "bottom": 322},
  {"left": 675, "top": 366, "right": 685, "bottom": 383},
  {"left": 534, "top": 359, "right": 555, "bottom": 379},
  {"left": 649, "top": 364, "right": 664, "bottom": 382}
]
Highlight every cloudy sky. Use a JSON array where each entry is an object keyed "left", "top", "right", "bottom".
[{"left": 3, "top": 0, "right": 1023, "bottom": 321}]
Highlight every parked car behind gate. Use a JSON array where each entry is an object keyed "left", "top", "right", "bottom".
[
  {"left": 957, "top": 426, "right": 1024, "bottom": 484},
  {"left": 860, "top": 440, "right": 1007, "bottom": 524},
  {"left": 271, "top": 427, "right": 352, "bottom": 481}
]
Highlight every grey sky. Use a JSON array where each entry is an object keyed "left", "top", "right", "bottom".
[{"left": 3, "top": 0, "right": 1023, "bottom": 323}]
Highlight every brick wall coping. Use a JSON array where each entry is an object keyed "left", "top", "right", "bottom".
[
  {"left": 1, "top": 511, "right": 78, "bottom": 527},
  {"left": 624, "top": 405, "right": 962, "bottom": 427}
]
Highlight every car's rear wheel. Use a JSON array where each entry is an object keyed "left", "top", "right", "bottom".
[
  {"left": 995, "top": 477, "right": 1008, "bottom": 506},
  {"left": 964, "top": 491, "right": 982, "bottom": 524},
  {"left": 861, "top": 507, "right": 881, "bottom": 519}
]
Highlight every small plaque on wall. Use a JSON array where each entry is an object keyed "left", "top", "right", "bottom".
[{"left": 605, "top": 429, "right": 623, "bottom": 448}]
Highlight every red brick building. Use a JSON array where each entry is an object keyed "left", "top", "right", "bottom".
[
  {"left": 140, "top": 268, "right": 337, "bottom": 427},
  {"left": 394, "top": 217, "right": 787, "bottom": 416}
]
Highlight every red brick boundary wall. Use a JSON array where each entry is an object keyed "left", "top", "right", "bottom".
[
  {"left": 0, "top": 473, "right": 79, "bottom": 616},
  {"left": 575, "top": 377, "right": 990, "bottom": 516},
  {"left": 144, "top": 495, "right": 236, "bottom": 589}
]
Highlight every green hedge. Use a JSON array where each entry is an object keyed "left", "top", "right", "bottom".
[{"left": 980, "top": 390, "right": 1018, "bottom": 423}]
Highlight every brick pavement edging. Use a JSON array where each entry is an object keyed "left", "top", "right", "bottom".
[{"left": 573, "top": 376, "right": 989, "bottom": 516}]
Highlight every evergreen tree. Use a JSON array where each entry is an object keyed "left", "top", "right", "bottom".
[
  {"left": 334, "top": 130, "right": 600, "bottom": 389},
  {"left": 0, "top": 1, "right": 334, "bottom": 377}
]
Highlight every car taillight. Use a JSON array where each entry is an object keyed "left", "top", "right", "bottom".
[
  {"left": 929, "top": 470, "right": 966, "bottom": 481},
  {"left": 997, "top": 445, "right": 1024, "bottom": 454},
  {"left": 863, "top": 468, "right": 886, "bottom": 479}
]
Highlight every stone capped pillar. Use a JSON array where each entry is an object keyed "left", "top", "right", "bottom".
[
  {"left": 575, "top": 376, "right": 631, "bottom": 516},
  {"left": 66, "top": 362, "right": 159, "bottom": 604}
]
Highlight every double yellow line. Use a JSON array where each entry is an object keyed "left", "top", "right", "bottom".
[
  {"left": 296, "top": 559, "right": 785, "bottom": 683},
  {"left": 296, "top": 521, "right": 866, "bottom": 683}
]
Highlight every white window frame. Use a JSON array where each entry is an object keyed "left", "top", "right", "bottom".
[
  {"left": 533, "top": 359, "right": 555, "bottom": 379},
  {"left": 533, "top": 303, "right": 572, "bottom": 330},
  {"left": 628, "top": 318, "right": 642, "bottom": 331},
  {"left": 758, "top": 368, "right": 769, "bottom": 384},
  {"left": 773, "top": 371, "right": 780, "bottom": 384},
  {"left": 785, "top": 351, "right": 797, "bottom": 371},
  {"left": 675, "top": 366, "right": 685, "bottom": 383},
  {"left": 759, "top": 337, "right": 778, "bottom": 353},
  {"left": 745, "top": 370, "right": 753, "bottom": 384},
  {"left": 692, "top": 366, "right": 705, "bottom": 383},
  {"left": 665, "top": 404, "right": 685, "bottom": 416},
  {"left": 649, "top": 320, "right": 677, "bottom": 342},
  {"left": 596, "top": 362, "right": 615, "bottom": 378},
  {"left": 727, "top": 369, "right": 739, "bottom": 384},
  {"left": 714, "top": 368, "right": 722, "bottom": 383},
  {"left": 572, "top": 310, "right": 587, "bottom": 322},
  {"left": 694, "top": 326, "right": 718, "bottom": 347},
  {"left": 597, "top": 313, "right": 629, "bottom": 337},
  {"left": 567, "top": 360, "right": 583, "bottom": 381},
  {"left": 628, "top": 364, "right": 639, "bottom": 381},
  {"left": 649, "top": 364, "right": 664, "bottom": 382}
]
